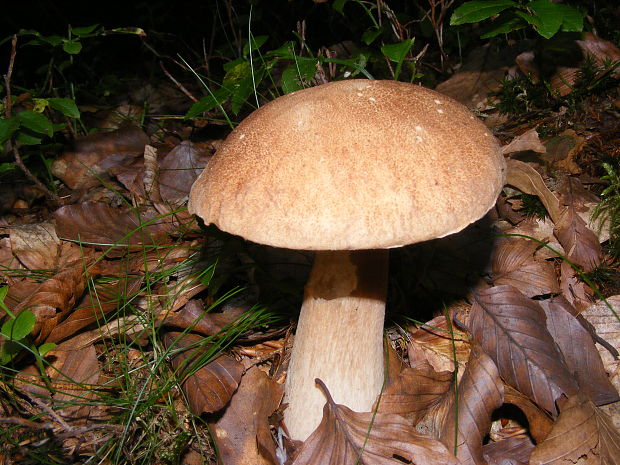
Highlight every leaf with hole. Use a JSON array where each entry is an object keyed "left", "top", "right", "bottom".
[{"left": 469, "top": 285, "right": 578, "bottom": 415}]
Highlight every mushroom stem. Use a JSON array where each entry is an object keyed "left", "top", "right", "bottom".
[{"left": 284, "top": 249, "right": 388, "bottom": 441}]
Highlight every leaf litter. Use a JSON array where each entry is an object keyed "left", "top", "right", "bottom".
[{"left": 0, "top": 28, "right": 619, "bottom": 465}]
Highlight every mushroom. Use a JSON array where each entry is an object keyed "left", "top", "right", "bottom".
[{"left": 188, "top": 79, "right": 505, "bottom": 441}]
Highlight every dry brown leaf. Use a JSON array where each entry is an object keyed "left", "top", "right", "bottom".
[
  {"left": 165, "top": 299, "right": 247, "bottom": 336},
  {"left": 54, "top": 202, "right": 175, "bottom": 254},
  {"left": 491, "top": 237, "right": 559, "bottom": 297},
  {"left": 503, "top": 385, "right": 555, "bottom": 443},
  {"left": 554, "top": 205, "right": 602, "bottom": 272},
  {"left": 158, "top": 141, "right": 212, "bottom": 204},
  {"left": 544, "top": 130, "right": 585, "bottom": 174},
  {"left": 51, "top": 125, "right": 149, "bottom": 190},
  {"left": 164, "top": 332, "right": 244, "bottom": 414},
  {"left": 501, "top": 129, "right": 547, "bottom": 156},
  {"left": 408, "top": 316, "right": 471, "bottom": 374},
  {"left": 375, "top": 357, "right": 453, "bottom": 423},
  {"left": 13, "top": 257, "right": 92, "bottom": 342},
  {"left": 581, "top": 297, "right": 620, "bottom": 397},
  {"left": 440, "top": 343, "right": 504, "bottom": 465},
  {"left": 46, "top": 276, "right": 144, "bottom": 344},
  {"left": 505, "top": 159, "right": 562, "bottom": 222},
  {"left": 482, "top": 435, "right": 535, "bottom": 465},
  {"left": 291, "top": 380, "right": 459, "bottom": 465},
  {"left": 530, "top": 391, "right": 620, "bottom": 465},
  {"left": 559, "top": 260, "right": 594, "bottom": 312},
  {"left": 470, "top": 285, "right": 578, "bottom": 415},
  {"left": 540, "top": 297, "right": 619, "bottom": 406},
  {"left": 209, "top": 366, "right": 283, "bottom": 465}
]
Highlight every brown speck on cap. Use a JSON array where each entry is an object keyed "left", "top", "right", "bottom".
[{"left": 189, "top": 79, "right": 505, "bottom": 250}]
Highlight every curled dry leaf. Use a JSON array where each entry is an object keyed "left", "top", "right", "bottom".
[
  {"left": 13, "top": 256, "right": 93, "bottom": 342},
  {"left": 46, "top": 276, "right": 144, "bottom": 344},
  {"left": 530, "top": 391, "right": 620, "bottom": 465},
  {"left": 554, "top": 205, "right": 602, "bottom": 272},
  {"left": 544, "top": 130, "right": 585, "bottom": 175},
  {"left": 9, "top": 222, "right": 79, "bottom": 270},
  {"left": 209, "top": 366, "right": 283, "bottom": 465},
  {"left": 54, "top": 202, "right": 175, "bottom": 255},
  {"left": 491, "top": 237, "right": 559, "bottom": 297},
  {"left": 51, "top": 125, "right": 149, "bottom": 190},
  {"left": 291, "top": 379, "right": 459, "bottom": 465},
  {"left": 503, "top": 384, "right": 554, "bottom": 443},
  {"left": 470, "top": 285, "right": 578, "bottom": 415},
  {"left": 440, "top": 343, "right": 504, "bottom": 465},
  {"left": 540, "top": 297, "right": 619, "bottom": 406},
  {"left": 164, "top": 332, "right": 243, "bottom": 414},
  {"left": 501, "top": 129, "right": 547, "bottom": 156},
  {"left": 505, "top": 159, "right": 562, "bottom": 222}
]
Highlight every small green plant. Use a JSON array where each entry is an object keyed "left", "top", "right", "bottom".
[
  {"left": 0, "top": 287, "right": 55, "bottom": 365},
  {"left": 592, "top": 162, "right": 620, "bottom": 258},
  {"left": 450, "top": 0, "right": 585, "bottom": 39},
  {"left": 519, "top": 193, "right": 548, "bottom": 220}
]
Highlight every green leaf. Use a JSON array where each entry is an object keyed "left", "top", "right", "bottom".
[
  {"left": 48, "top": 98, "right": 80, "bottom": 118},
  {"left": 0, "top": 162, "right": 16, "bottom": 173},
  {"left": 480, "top": 15, "right": 528, "bottom": 38},
  {"left": 381, "top": 39, "right": 414, "bottom": 63},
  {"left": 17, "top": 111, "right": 53, "bottom": 137},
  {"left": 0, "top": 117, "right": 20, "bottom": 145},
  {"left": 185, "top": 88, "right": 231, "bottom": 118},
  {"left": 71, "top": 24, "right": 100, "bottom": 36},
  {"left": 362, "top": 27, "right": 382, "bottom": 45},
  {"left": 37, "top": 342, "right": 56, "bottom": 357},
  {"left": 243, "top": 35, "right": 269, "bottom": 56},
  {"left": 63, "top": 39, "right": 82, "bottom": 54},
  {"left": 39, "top": 35, "right": 64, "bottom": 47},
  {"left": 333, "top": 0, "right": 350, "bottom": 15},
  {"left": 450, "top": 0, "right": 518, "bottom": 25},
  {"left": 1, "top": 341, "right": 22, "bottom": 365},
  {"left": 558, "top": 4, "right": 584, "bottom": 32},
  {"left": 526, "top": 0, "right": 563, "bottom": 38},
  {"left": 1, "top": 310, "right": 36, "bottom": 341},
  {"left": 281, "top": 58, "right": 318, "bottom": 94},
  {"left": 16, "top": 132, "right": 42, "bottom": 145}
]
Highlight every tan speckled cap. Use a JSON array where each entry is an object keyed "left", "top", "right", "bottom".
[{"left": 188, "top": 79, "right": 505, "bottom": 250}]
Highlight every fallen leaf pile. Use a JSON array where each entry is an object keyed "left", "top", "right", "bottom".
[{"left": 1, "top": 62, "right": 619, "bottom": 465}]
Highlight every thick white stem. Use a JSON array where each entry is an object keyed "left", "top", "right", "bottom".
[{"left": 283, "top": 249, "right": 388, "bottom": 441}]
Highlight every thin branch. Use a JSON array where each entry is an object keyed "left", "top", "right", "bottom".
[{"left": 3, "top": 35, "right": 17, "bottom": 118}]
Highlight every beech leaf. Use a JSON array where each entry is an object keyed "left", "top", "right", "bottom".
[
  {"left": 553, "top": 205, "right": 602, "bottom": 272},
  {"left": 530, "top": 391, "right": 620, "bottom": 465},
  {"left": 491, "top": 237, "right": 559, "bottom": 297},
  {"left": 164, "top": 332, "right": 244, "bottom": 414},
  {"left": 505, "top": 159, "right": 562, "bottom": 222},
  {"left": 469, "top": 285, "right": 578, "bottom": 414},
  {"left": 440, "top": 343, "right": 504, "bottom": 465},
  {"left": 292, "top": 379, "right": 459, "bottom": 465},
  {"left": 540, "top": 296, "right": 619, "bottom": 406}
]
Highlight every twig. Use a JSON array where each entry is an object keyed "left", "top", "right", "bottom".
[
  {"left": 12, "top": 145, "right": 62, "bottom": 205},
  {"left": 3, "top": 35, "right": 17, "bottom": 118},
  {"left": 160, "top": 62, "right": 198, "bottom": 103},
  {"left": 28, "top": 396, "right": 73, "bottom": 432}
]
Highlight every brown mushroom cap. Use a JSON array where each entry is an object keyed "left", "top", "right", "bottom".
[{"left": 188, "top": 79, "right": 505, "bottom": 250}]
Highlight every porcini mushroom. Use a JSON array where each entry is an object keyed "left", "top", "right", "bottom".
[{"left": 188, "top": 79, "right": 505, "bottom": 441}]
